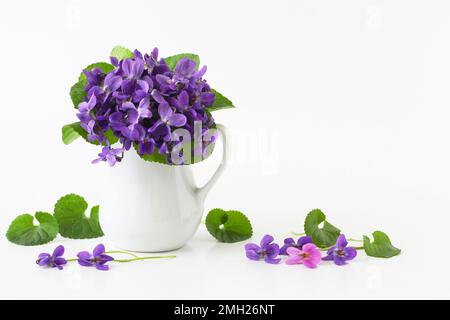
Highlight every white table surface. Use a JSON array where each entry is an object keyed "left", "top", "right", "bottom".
[
  {"left": 0, "top": 210, "right": 447, "bottom": 300},
  {"left": 1, "top": 0, "right": 450, "bottom": 299}
]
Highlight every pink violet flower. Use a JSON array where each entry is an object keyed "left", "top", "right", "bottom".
[{"left": 285, "top": 243, "right": 322, "bottom": 269}]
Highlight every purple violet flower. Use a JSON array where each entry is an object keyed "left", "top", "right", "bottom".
[
  {"left": 77, "top": 244, "right": 114, "bottom": 271},
  {"left": 244, "top": 235, "right": 281, "bottom": 264},
  {"left": 174, "top": 57, "right": 197, "bottom": 80},
  {"left": 104, "top": 72, "right": 123, "bottom": 92},
  {"left": 144, "top": 47, "right": 159, "bottom": 68},
  {"left": 81, "top": 120, "right": 101, "bottom": 142},
  {"left": 148, "top": 101, "right": 187, "bottom": 143},
  {"left": 36, "top": 245, "right": 67, "bottom": 270},
  {"left": 322, "top": 234, "right": 357, "bottom": 266},
  {"left": 280, "top": 236, "right": 313, "bottom": 255},
  {"left": 78, "top": 94, "right": 97, "bottom": 114},
  {"left": 92, "top": 144, "right": 124, "bottom": 166}
]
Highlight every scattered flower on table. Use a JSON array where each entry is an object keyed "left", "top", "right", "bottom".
[
  {"left": 280, "top": 236, "right": 313, "bottom": 255},
  {"left": 285, "top": 243, "right": 322, "bottom": 269},
  {"left": 322, "top": 234, "right": 357, "bottom": 266},
  {"left": 77, "top": 244, "right": 114, "bottom": 271},
  {"left": 245, "top": 234, "right": 281, "bottom": 264},
  {"left": 36, "top": 245, "right": 67, "bottom": 270}
]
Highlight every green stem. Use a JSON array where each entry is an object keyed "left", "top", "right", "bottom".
[
  {"left": 348, "top": 238, "right": 363, "bottom": 243},
  {"left": 113, "top": 255, "right": 176, "bottom": 263},
  {"left": 319, "top": 245, "right": 365, "bottom": 251},
  {"left": 105, "top": 250, "right": 139, "bottom": 258},
  {"left": 292, "top": 232, "right": 306, "bottom": 236},
  {"left": 65, "top": 251, "right": 173, "bottom": 263}
]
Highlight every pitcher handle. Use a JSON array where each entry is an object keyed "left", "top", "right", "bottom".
[{"left": 197, "top": 124, "right": 229, "bottom": 201}]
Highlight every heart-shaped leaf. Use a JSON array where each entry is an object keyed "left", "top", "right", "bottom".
[
  {"left": 62, "top": 122, "right": 118, "bottom": 146},
  {"left": 54, "top": 194, "right": 104, "bottom": 239},
  {"left": 304, "top": 209, "right": 341, "bottom": 248},
  {"left": 207, "top": 89, "right": 235, "bottom": 111},
  {"left": 133, "top": 143, "right": 168, "bottom": 165},
  {"left": 363, "top": 231, "right": 401, "bottom": 258},
  {"left": 62, "top": 122, "right": 83, "bottom": 145},
  {"left": 70, "top": 81, "right": 88, "bottom": 109},
  {"left": 6, "top": 212, "right": 59, "bottom": 246},
  {"left": 164, "top": 53, "right": 200, "bottom": 70},
  {"left": 134, "top": 135, "right": 216, "bottom": 166},
  {"left": 110, "top": 45, "right": 134, "bottom": 60},
  {"left": 205, "top": 209, "right": 253, "bottom": 243},
  {"left": 78, "top": 62, "right": 115, "bottom": 82}
]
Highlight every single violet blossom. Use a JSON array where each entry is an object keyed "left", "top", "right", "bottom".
[
  {"left": 244, "top": 235, "right": 281, "bottom": 264},
  {"left": 322, "top": 234, "right": 357, "bottom": 266},
  {"left": 285, "top": 243, "right": 322, "bottom": 269},
  {"left": 148, "top": 101, "right": 187, "bottom": 141},
  {"left": 77, "top": 244, "right": 114, "bottom": 271},
  {"left": 280, "top": 236, "right": 313, "bottom": 255},
  {"left": 36, "top": 245, "right": 67, "bottom": 270},
  {"left": 78, "top": 94, "right": 97, "bottom": 114},
  {"left": 92, "top": 144, "right": 124, "bottom": 166},
  {"left": 174, "top": 57, "right": 197, "bottom": 81},
  {"left": 81, "top": 119, "right": 102, "bottom": 142}
]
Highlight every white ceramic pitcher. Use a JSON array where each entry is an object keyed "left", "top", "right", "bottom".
[{"left": 101, "top": 124, "right": 228, "bottom": 252}]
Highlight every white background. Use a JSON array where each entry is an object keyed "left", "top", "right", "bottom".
[{"left": 0, "top": 0, "right": 449, "bottom": 299}]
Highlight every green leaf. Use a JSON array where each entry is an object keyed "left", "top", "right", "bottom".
[
  {"left": 6, "top": 212, "right": 59, "bottom": 246},
  {"left": 205, "top": 209, "right": 253, "bottom": 243},
  {"left": 54, "top": 194, "right": 104, "bottom": 239},
  {"left": 133, "top": 137, "right": 217, "bottom": 165},
  {"left": 208, "top": 89, "right": 235, "bottom": 111},
  {"left": 164, "top": 53, "right": 200, "bottom": 70},
  {"left": 104, "top": 130, "right": 119, "bottom": 145},
  {"left": 110, "top": 45, "right": 134, "bottom": 60},
  {"left": 78, "top": 62, "right": 115, "bottom": 82},
  {"left": 70, "top": 62, "right": 114, "bottom": 108},
  {"left": 304, "top": 209, "right": 341, "bottom": 248},
  {"left": 70, "top": 81, "right": 87, "bottom": 108},
  {"left": 363, "top": 231, "right": 401, "bottom": 258},
  {"left": 62, "top": 122, "right": 82, "bottom": 145},
  {"left": 134, "top": 143, "right": 168, "bottom": 165},
  {"left": 62, "top": 122, "right": 118, "bottom": 146}
]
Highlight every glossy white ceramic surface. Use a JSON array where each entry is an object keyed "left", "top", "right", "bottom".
[{"left": 101, "top": 125, "right": 228, "bottom": 252}]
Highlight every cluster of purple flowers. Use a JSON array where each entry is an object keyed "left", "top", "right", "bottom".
[
  {"left": 245, "top": 234, "right": 357, "bottom": 269},
  {"left": 76, "top": 48, "right": 217, "bottom": 165}
]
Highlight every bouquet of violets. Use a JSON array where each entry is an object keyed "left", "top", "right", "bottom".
[{"left": 62, "top": 46, "right": 234, "bottom": 166}]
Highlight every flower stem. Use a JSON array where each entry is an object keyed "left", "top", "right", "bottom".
[
  {"left": 319, "top": 245, "right": 365, "bottom": 251},
  {"left": 105, "top": 250, "right": 139, "bottom": 258},
  {"left": 113, "top": 255, "right": 176, "bottom": 263},
  {"left": 348, "top": 238, "right": 363, "bottom": 243},
  {"left": 292, "top": 232, "right": 306, "bottom": 236},
  {"left": 65, "top": 252, "right": 173, "bottom": 263}
]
